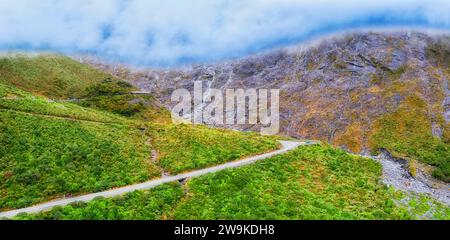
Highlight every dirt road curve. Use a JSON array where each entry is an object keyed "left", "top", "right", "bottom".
[{"left": 0, "top": 140, "right": 306, "bottom": 218}]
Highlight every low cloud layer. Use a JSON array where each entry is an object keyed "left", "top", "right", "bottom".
[{"left": 1, "top": 0, "right": 450, "bottom": 67}]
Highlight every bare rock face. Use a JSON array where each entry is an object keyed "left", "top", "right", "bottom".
[{"left": 85, "top": 31, "right": 450, "bottom": 153}]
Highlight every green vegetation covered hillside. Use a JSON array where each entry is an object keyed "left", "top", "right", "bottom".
[
  {"left": 0, "top": 55, "right": 279, "bottom": 211},
  {"left": 14, "top": 145, "right": 449, "bottom": 220},
  {"left": 0, "top": 55, "right": 112, "bottom": 99}
]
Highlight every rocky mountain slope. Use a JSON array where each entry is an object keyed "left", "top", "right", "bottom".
[{"left": 84, "top": 31, "right": 450, "bottom": 181}]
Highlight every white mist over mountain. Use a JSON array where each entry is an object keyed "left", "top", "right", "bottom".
[{"left": 0, "top": 0, "right": 449, "bottom": 66}]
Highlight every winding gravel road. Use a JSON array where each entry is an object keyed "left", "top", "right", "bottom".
[{"left": 0, "top": 140, "right": 305, "bottom": 218}]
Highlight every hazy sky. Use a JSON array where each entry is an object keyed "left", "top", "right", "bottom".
[{"left": 1, "top": 0, "right": 449, "bottom": 67}]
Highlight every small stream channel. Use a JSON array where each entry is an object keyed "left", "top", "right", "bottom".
[{"left": 361, "top": 150, "right": 449, "bottom": 206}]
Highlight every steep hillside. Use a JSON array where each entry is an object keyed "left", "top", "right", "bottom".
[
  {"left": 0, "top": 83, "right": 158, "bottom": 210},
  {"left": 0, "top": 54, "right": 170, "bottom": 123},
  {"left": 0, "top": 55, "right": 113, "bottom": 99},
  {"left": 0, "top": 57, "right": 279, "bottom": 210},
  {"left": 87, "top": 32, "right": 450, "bottom": 181}
]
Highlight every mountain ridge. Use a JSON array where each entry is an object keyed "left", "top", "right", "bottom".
[{"left": 84, "top": 31, "right": 450, "bottom": 181}]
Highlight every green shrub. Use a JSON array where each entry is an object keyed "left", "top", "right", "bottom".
[
  {"left": 78, "top": 78, "right": 170, "bottom": 121},
  {"left": 84, "top": 78, "right": 135, "bottom": 97}
]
